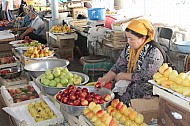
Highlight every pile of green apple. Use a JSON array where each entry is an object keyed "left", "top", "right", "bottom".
[{"left": 40, "top": 67, "right": 83, "bottom": 87}]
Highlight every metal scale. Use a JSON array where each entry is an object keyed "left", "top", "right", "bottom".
[{"left": 82, "top": 20, "right": 108, "bottom": 81}]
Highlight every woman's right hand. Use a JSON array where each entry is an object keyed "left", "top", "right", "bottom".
[{"left": 97, "top": 77, "right": 106, "bottom": 87}]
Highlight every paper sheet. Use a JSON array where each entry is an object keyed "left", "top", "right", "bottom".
[{"left": 0, "top": 31, "right": 14, "bottom": 40}]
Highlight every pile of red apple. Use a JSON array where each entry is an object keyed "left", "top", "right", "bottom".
[
  {"left": 0, "top": 20, "right": 10, "bottom": 27},
  {"left": 0, "top": 69, "right": 11, "bottom": 75},
  {"left": 56, "top": 85, "right": 112, "bottom": 106},
  {"left": 0, "top": 56, "right": 16, "bottom": 64},
  {"left": 18, "top": 36, "right": 32, "bottom": 44},
  {"left": 7, "top": 85, "right": 39, "bottom": 103}
]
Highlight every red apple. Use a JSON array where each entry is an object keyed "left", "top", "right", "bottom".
[
  {"left": 94, "top": 94, "right": 102, "bottom": 100},
  {"left": 61, "top": 97, "right": 68, "bottom": 104},
  {"left": 61, "top": 92, "right": 67, "bottom": 97},
  {"left": 86, "top": 96, "right": 93, "bottom": 102},
  {"left": 90, "top": 92, "right": 95, "bottom": 98},
  {"left": 75, "top": 89, "right": 82, "bottom": 95},
  {"left": 104, "top": 94, "right": 112, "bottom": 102},
  {"left": 99, "top": 98, "right": 105, "bottom": 104},
  {"left": 68, "top": 84, "right": 76, "bottom": 90},
  {"left": 82, "top": 88, "right": 88, "bottom": 93},
  {"left": 79, "top": 92, "right": 87, "bottom": 98},
  {"left": 93, "top": 99, "right": 99, "bottom": 104},
  {"left": 73, "top": 100, "right": 81, "bottom": 106},
  {"left": 81, "top": 99, "right": 89, "bottom": 106},
  {"left": 67, "top": 100, "right": 74, "bottom": 105},
  {"left": 95, "top": 82, "right": 101, "bottom": 89},
  {"left": 69, "top": 91, "right": 75, "bottom": 95},
  {"left": 63, "top": 89, "right": 69, "bottom": 94},
  {"left": 79, "top": 97, "right": 85, "bottom": 102},
  {"left": 69, "top": 94, "right": 76, "bottom": 101},
  {"left": 56, "top": 94, "right": 62, "bottom": 101}
]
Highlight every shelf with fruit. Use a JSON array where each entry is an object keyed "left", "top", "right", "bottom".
[
  {"left": 0, "top": 56, "right": 18, "bottom": 69},
  {"left": 0, "top": 20, "right": 10, "bottom": 27},
  {"left": 14, "top": 36, "right": 43, "bottom": 47},
  {"left": 1, "top": 84, "right": 40, "bottom": 107},
  {"left": 151, "top": 63, "right": 190, "bottom": 99},
  {"left": 2, "top": 96, "right": 64, "bottom": 126},
  {"left": 23, "top": 45, "right": 54, "bottom": 59},
  {"left": 50, "top": 24, "right": 74, "bottom": 34},
  {"left": 28, "top": 100, "right": 56, "bottom": 122},
  {"left": 83, "top": 99, "right": 147, "bottom": 126}
]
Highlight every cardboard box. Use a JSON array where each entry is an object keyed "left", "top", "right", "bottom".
[
  {"left": 0, "top": 94, "right": 12, "bottom": 126},
  {"left": 59, "top": 38, "right": 75, "bottom": 49},
  {"left": 130, "top": 97, "right": 159, "bottom": 125},
  {"left": 55, "top": 48, "right": 74, "bottom": 61}
]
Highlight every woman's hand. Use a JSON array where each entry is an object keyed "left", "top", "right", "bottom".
[
  {"left": 115, "top": 72, "right": 132, "bottom": 82},
  {"left": 97, "top": 77, "right": 106, "bottom": 86}
]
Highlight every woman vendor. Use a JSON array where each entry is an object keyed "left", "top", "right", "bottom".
[{"left": 98, "top": 19, "right": 164, "bottom": 106}]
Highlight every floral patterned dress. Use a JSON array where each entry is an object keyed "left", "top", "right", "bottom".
[{"left": 110, "top": 42, "right": 164, "bottom": 106}]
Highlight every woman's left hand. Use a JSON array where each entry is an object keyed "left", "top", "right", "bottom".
[{"left": 115, "top": 72, "right": 132, "bottom": 81}]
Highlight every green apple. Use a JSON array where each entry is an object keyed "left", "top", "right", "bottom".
[
  {"left": 68, "top": 78, "right": 74, "bottom": 85},
  {"left": 73, "top": 74, "right": 78, "bottom": 79},
  {"left": 53, "top": 67, "right": 60, "bottom": 71},
  {"left": 78, "top": 76, "right": 83, "bottom": 82},
  {"left": 53, "top": 69, "right": 60, "bottom": 77},
  {"left": 61, "top": 68, "right": 69, "bottom": 73},
  {"left": 59, "top": 73, "right": 66, "bottom": 79},
  {"left": 74, "top": 78, "right": 81, "bottom": 85},
  {"left": 49, "top": 80, "right": 57, "bottom": 87},
  {"left": 46, "top": 73, "right": 54, "bottom": 80},
  {"left": 42, "top": 79, "right": 50, "bottom": 86},
  {"left": 45, "top": 69, "right": 52, "bottom": 75},
  {"left": 54, "top": 78, "right": 61, "bottom": 83},
  {"left": 41, "top": 77, "right": 46, "bottom": 84},
  {"left": 64, "top": 72, "right": 73, "bottom": 79},
  {"left": 61, "top": 78, "right": 68, "bottom": 85},
  {"left": 56, "top": 83, "right": 63, "bottom": 87},
  {"left": 41, "top": 74, "right": 46, "bottom": 78}
]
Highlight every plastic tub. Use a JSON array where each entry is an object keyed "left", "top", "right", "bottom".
[{"left": 88, "top": 8, "right": 106, "bottom": 20}]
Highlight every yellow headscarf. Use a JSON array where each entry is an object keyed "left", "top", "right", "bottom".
[{"left": 127, "top": 19, "right": 155, "bottom": 73}]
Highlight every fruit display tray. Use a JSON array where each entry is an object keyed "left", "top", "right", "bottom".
[
  {"left": 0, "top": 75, "right": 27, "bottom": 87},
  {"left": 2, "top": 96, "right": 64, "bottom": 126},
  {"left": 149, "top": 80, "right": 190, "bottom": 102},
  {"left": 1, "top": 81, "right": 41, "bottom": 107},
  {"left": 0, "top": 53, "right": 19, "bottom": 69}
]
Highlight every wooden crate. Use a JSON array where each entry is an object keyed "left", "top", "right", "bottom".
[
  {"left": 0, "top": 53, "right": 19, "bottom": 69},
  {"left": 0, "top": 76, "right": 28, "bottom": 87},
  {"left": 158, "top": 97, "right": 190, "bottom": 126},
  {"left": 49, "top": 32, "right": 76, "bottom": 49}
]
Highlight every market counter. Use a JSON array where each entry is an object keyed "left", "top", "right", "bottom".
[
  {"left": 153, "top": 86, "right": 190, "bottom": 126},
  {"left": 0, "top": 94, "right": 15, "bottom": 126}
]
